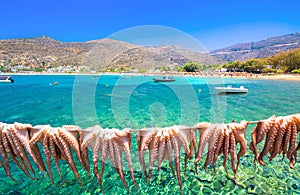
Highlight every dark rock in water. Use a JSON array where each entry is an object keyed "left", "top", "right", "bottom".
[
  {"left": 202, "top": 186, "right": 213, "bottom": 194},
  {"left": 292, "top": 183, "right": 300, "bottom": 190}
]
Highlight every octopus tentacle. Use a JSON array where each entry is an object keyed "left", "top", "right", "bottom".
[
  {"left": 287, "top": 122, "right": 297, "bottom": 168},
  {"left": 166, "top": 137, "right": 176, "bottom": 177},
  {"left": 13, "top": 123, "right": 46, "bottom": 172},
  {"left": 269, "top": 118, "right": 287, "bottom": 161},
  {"left": 171, "top": 136, "right": 183, "bottom": 193},
  {"left": 116, "top": 130, "right": 138, "bottom": 191},
  {"left": 229, "top": 121, "right": 248, "bottom": 168},
  {"left": 194, "top": 122, "right": 213, "bottom": 174},
  {"left": 282, "top": 122, "right": 292, "bottom": 157},
  {"left": 5, "top": 130, "right": 33, "bottom": 179},
  {"left": 157, "top": 135, "right": 166, "bottom": 172},
  {"left": 250, "top": 115, "right": 276, "bottom": 162},
  {"left": 81, "top": 125, "right": 102, "bottom": 178},
  {"left": 0, "top": 125, "right": 15, "bottom": 181},
  {"left": 3, "top": 132, "right": 25, "bottom": 177},
  {"left": 10, "top": 129, "right": 40, "bottom": 178},
  {"left": 49, "top": 133, "right": 64, "bottom": 180},
  {"left": 53, "top": 129, "right": 81, "bottom": 184},
  {"left": 58, "top": 128, "right": 84, "bottom": 168},
  {"left": 11, "top": 130, "right": 37, "bottom": 178},
  {"left": 100, "top": 141, "right": 108, "bottom": 177},
  {"left": 229, "top": 132, "right": 237, "bottom": 182},
  {"left": 87, "top": 127, "right": 138, "bottom": 193},
  {"left": 203, "top": 125, "right": 220, "bottom": 170},
  {"left": 148, "top": 130, "right": 160, "bottom": 180},
  {"left": 175, "top": 127, "right": 192, "bottom": 176},
  {"left": 43, "top": 134, "right": 55, "bottom": 183},
  {"left": 222, "top": 128, "right": 230, "bottom": 176},
  {"left": 256, "top": 115, "right": 276, "bottom": 143},
  {"left": 212, "top": 128, "right": 225, "bottom": 172},
  {"left": 112, "top": 140, "right": 129, "bottom": 192},
  {"left": 258, "top": 119, "right": 280, "bottom": 165},
  {"left": 92, "top": 136, "right": 103, "bottom": 193},
  {"left": 137, "top": 129, "right": 156, "bottom": 178},
  {"left": 108, "top": 140, "right": 117, "bottom": 170},
  {"left": 185, "top": 129, "right": 196, "bottom": 175},
  {"left": 29, "top": 126, "right": 48, "bottom": 145},
  {"left": 80, "top": 130, "right": 97, "bottom": 178},
  {"left": 175, "top": 127, "right": 191, "bottom": 156}
]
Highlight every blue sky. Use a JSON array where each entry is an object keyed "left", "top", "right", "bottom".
[{"left": 0, "top": 0, "right": 299, "bottom": 50}]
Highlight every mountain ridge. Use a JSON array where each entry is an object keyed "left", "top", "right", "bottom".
[
  {"left": 0, "top": 36, "right": 223, "bottom": 72},
  {"left": 211, "top": 32, "right": 300, "bottom": 62},
  {"left": 1, "top": 32, "right": 300, "bottom": 73}
]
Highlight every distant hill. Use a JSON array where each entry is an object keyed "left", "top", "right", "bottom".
[
  {"left": 109, "top": 45, "right": 224, "bottom": 70},
  {"left": 0, "top": 36, "right": 224, "bottom": 72},
  {"left": 0, "top": 36, "right": 136, "bottom": 71},
  {"left": 2, "top": 33, "right": 300, "bottom": 72},
  {"left": 210, "top": 32, "right": 300, "bottom": 62}
]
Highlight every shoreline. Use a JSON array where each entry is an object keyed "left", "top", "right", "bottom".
[
  {"left": 2, "top": 72, "right": 300, "bottom": 82},
  {"left": 253, "top": 74, "right": 300, "bottom": 81}
]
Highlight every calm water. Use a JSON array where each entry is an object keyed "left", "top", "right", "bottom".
[{"left": 0, "top": 75, "right": 299, "bottom": 194}]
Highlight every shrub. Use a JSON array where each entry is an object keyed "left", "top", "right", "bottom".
[{"left": 291, "top": 69, "right": 300, "bottom": 74}]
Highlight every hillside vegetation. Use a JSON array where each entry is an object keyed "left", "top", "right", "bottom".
[
  {"left": 1, "top": 33, "right": 300, "bottom": 74},
  {"left": 0, "top": 36, "right": 223, "bottom": 73},
  {"left": 222, "top": 47, "right": 300, "bottom": 73}
]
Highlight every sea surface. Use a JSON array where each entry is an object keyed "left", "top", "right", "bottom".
[{"left": 0, "top": 75, "right": 299, "bottom": 194}]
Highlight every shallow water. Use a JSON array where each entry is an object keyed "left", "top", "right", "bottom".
[{"left": 0, "top": 75, "right": 299, "bottom": 194}]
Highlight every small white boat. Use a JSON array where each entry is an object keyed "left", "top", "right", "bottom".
[
  {"left": 215, "top": 85, "right": 248, "bottom": 93},
  {"left": 153, "top": 76, "right": 176, "bottom": 83},
  {"left": 0, "top": 76, "right": 14, "bottom": 83}
]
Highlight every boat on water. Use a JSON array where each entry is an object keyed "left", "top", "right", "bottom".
[
  {"left": 0, "top": 76, "right": 14, "bottom": 83},
  {"left": 215, "top": 85, "right": 248, "bottom": 93},
  {"left": 153, "top": 76, "right": 176, "bottom": 83}
]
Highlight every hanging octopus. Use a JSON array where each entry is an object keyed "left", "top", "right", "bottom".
[
  {"left": 80, "top": 125, "right": 137, "bottom": 193},
  {"left": 137, "top": 125, "right": 195, "bottom": 193},
  {"left": 250, "top": 113, "right": 300, "bottom": 168},
  {"left": 194, "top": 120, "right": 248, "bottom": 182},
  {"left": 0, "top": 113, "right": 299, "bottom": 194},
  {"left": 0, "top": 122, "right": 45, "bottom": 180},
  {"left": 29, "top": 124, "right": 84, "bottom": 184}
]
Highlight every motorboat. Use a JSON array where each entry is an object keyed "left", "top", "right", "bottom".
[
  {"left": 0, "top": 76, "right": 14, "bottom": 83},
  {"left": 153, "top": 76, "right": 176, "bottom": 83},
  {"left": 215, "top": 85, "right": 248, "bottom": 93}
]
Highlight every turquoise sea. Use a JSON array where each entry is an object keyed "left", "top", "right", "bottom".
[{"left": 0, "top": 75, "right": 300, "bottom": 194}]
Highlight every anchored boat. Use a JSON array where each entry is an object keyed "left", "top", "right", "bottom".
[
  {"left": 153, "top": 76, "right": 176, "bottom": 83},
  {"left": 0, "top": 76, "right": 14, "bottom": 83},
  {"left": 215, "top": 85, "right": 248, "bottom": 93}
]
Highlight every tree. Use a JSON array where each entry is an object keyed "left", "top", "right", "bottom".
[
  {"left": 241, "top": 59, "right": 267, "bottom": 73},
  {"left": 222, "top": 48, "right": 300, "bottom": 73},
  {"left": 182, "top": 62, "right": 202, "bottom": 72},
  {"left": 223, "top": 61, "right": 242, "bottom": 72},
  {"left": 268, "top": 48, "right": 300, "bottom": 73}
]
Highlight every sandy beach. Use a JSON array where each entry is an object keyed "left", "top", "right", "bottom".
[
  {"left": 255, "top": 74, "right": 300, "bottom": 81},
  {"left": 5, "top": 72, "right": 300, "bottom": 82}
]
